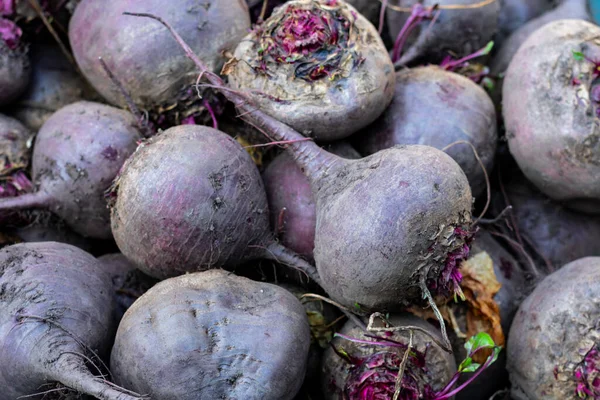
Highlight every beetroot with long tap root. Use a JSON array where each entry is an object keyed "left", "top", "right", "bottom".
[
  {"left": 0, "top": 101, "right": 142, "bottom": 239},
  {"left": 0, "top": 241, "right": 145, "bottom": 400},
  {"left": 121, "top": 13, "right": 474, "bottom": 355},
  {"left": 227, "top": 0, "right": 396, "bottom": 141}
]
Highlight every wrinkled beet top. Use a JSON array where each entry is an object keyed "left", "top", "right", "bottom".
[{"left": 253, "top": 0, "right": 362, "bottom": 81}]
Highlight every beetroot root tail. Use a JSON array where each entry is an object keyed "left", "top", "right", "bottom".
[
  {"left": 0, "top": 191, "right": 50, "bottom": 212},
  {"left": 264, "top": 241, "right": 322, "bottom": 286}
]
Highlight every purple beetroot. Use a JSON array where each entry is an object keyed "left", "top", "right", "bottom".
[
  {"left": 110, "top": 270, "right": 311, "bottom": 399},
  {"left": 0, "top": 241, "right": 144, "bottom": 400},
  {"left": 0, "top": 101, "right": 142, "bottom": 239},
  {"left": 11, "top": 44, "right": 100, "bottom": 131},
  {"left": 227, "top": 0, "right": 396, "bottom": 141},
  {"left": 69, "top": 0, "right": 250, "bottom": 124},
  {"left": 110, "top": 124, "right": 319, "bottom": 282},
  {"left": 503, "top": 19, "right": 600, "bottom": 213}
]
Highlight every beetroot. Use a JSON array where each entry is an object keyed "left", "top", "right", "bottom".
[
  {"left": 69, "top": 0, "right": 250, "bottom": 124},
  {"left": 111, "top": 124, "right": 319, "bottom": 282},
  {"left": 110, "top": 270, "right": 311, "bottom": 399},
  {"left": 386, "top": 0, "right": 499, "bottom": 66},
  {"left": 97, "top": 253, "right": 156, "bottom": 322},
  {"left": 263, "top": 141, "right": 360, "bottom": 260},
  {"left": 322, "top": 314, "right": 457, "bottom": 399},
  {"left": 503, "top": 19, "right": 600, "bottom": 213},
  {"left": 11, "top": 44, "right": 100, "bottom": 131},
  {"left": 353, "top": 65, "right": 497, "bottom": 198},
  {"left": 126, "top": 13, "right": 474, "bottom": 321},
  {"left": 0, "top": 8, "right": 29, "bottom": 107},
  {"left": 0, "top": 101, "right": 142, "bottom": 239},
  {"left": 0, "top": 241, "right": 143, "bottom": 400},
  {"left": 227, "top": 0, "right": 396, "bottom": 141},
  {"left": 507, "top": 257, "right": 600, "bottom": 399},
  {"left": 491, "top": 0, "right": 591, "bottom": 76}
]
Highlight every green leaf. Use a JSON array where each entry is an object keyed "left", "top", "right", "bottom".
[
  {"left": 573, "top": 50, "right": 585, "bottom": 61},
  {"left": 354, "top": 302, "right": 361, "bottom": 311},
  {"left": 490, "top": 346, "right": 502, "bottom": 364},
  {"left": 461, "top": 362, "right": 482, "bottom": 373},
  {"left": 482, "top": 41, "right": 494, "bottom": 55},
  {"left": 464, "top": 332, "right": 495, "bottom": 356},
  {"left": 458, "top": 357, "right": 473, "bottom": 372}
]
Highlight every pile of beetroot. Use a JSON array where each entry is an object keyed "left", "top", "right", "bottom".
[{"left": 1, "top": 0, "right": 599, "bottom": 399}]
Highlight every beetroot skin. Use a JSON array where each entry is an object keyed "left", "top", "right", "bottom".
[
  {"left": 508, "top": 257, "right": 600, "bottom": 400},
  {"left": 228, "top": 0, "right": 396, "bottom": 141},
  {"left": 503, "top": 19, "right": 600, "bottom": 213},
  {"left": 111, "top": 270, "right": 311, "bottom": 399},
  {"left": 69, "top": 0, "right": 250, "bottom": 121},
  {"left": 353, "top": 65, "right": 497, "bottom": 198},
  {"left": 262, "top": 142, "right": 361, "bottom": 260},
  {"left": 0, "top": 242, "right": 143, "bottom": 400},
  {"left": 0, "top": 101, "right": 142, "bottom": 239}
]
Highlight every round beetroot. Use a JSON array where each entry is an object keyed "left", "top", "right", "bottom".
[
  {"left": 503, "top": 19, "right": 600, "bottom": 214},
  {"left": 508, "top": 257, "right": 600, "bottom": 400},
  {"left": 228, "top": 0, "right": 395, "bottom": 141},
  {"left": 0, "top": 101, "right": 142, "bottom": 238},
  {"left": 111, "top": 124, "right": 318, "bottom": 281},
  {"left": 111, "top": 270, "right": 311, "bottom": 399},
  {"left": 11, "top": 44, "right": 99, "bottom": 131},
  {"left": 387, "top": 0, "right": 499, "bottom": 65},
  {"left": 69, "top": 0, "right": 250, "bottom": 121},
  {"left": 0, "top": 18, "right": 29, "bottom": 106}
]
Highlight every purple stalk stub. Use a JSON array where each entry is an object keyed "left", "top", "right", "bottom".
[{"left": 344, "top": 350, "right": 435, "bottom": 400}]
